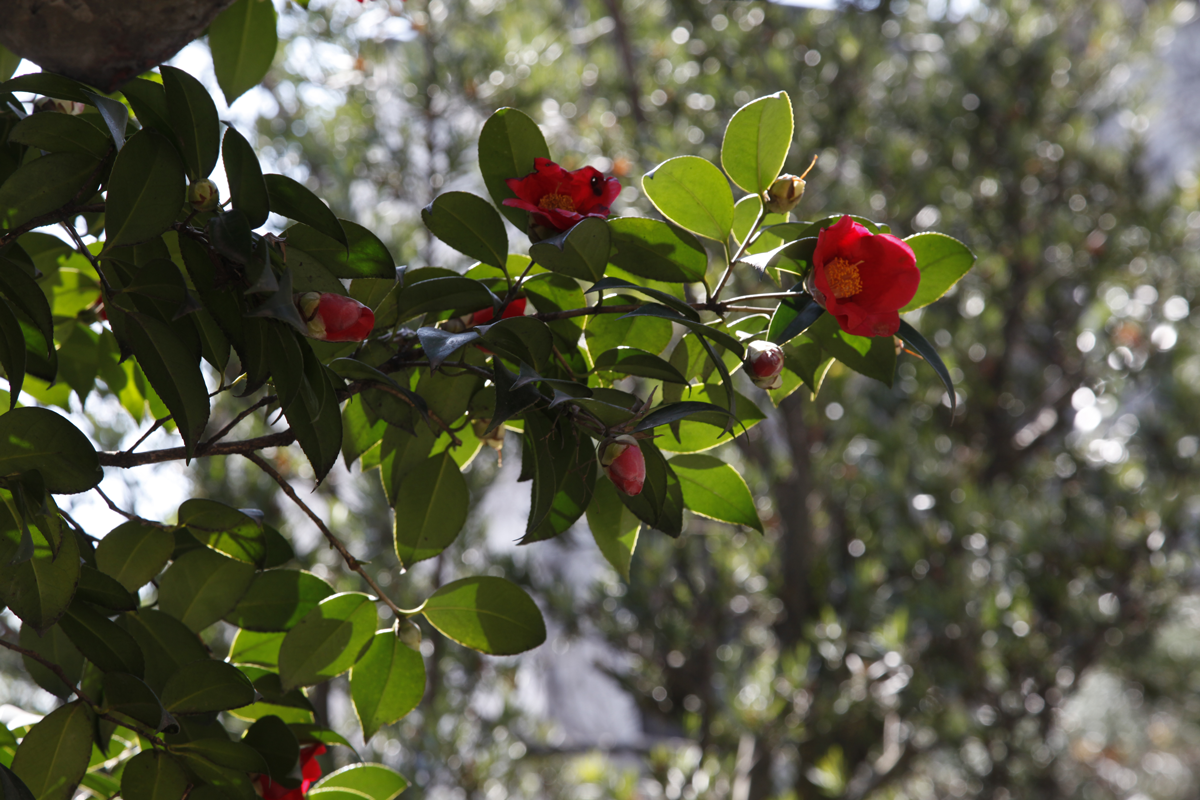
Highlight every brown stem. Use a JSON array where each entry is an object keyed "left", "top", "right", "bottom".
[
  {"left": 241, "top": 451, "right": 408, "bottom": 620},
  {"left": 98, "top": 431, "right": 297, "bottom": 468}
]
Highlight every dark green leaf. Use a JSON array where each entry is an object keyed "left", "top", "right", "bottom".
[
  {"left": 421, "top": 192, "right": 508, "bottom": 270},
  {"left": 607, "top": 217, "right": 708, "bottom": 283},
  {"left": 75, "top": 564, "right": 138, "bottom": 611},
  {"left": 806, "top": 313, "right": 896, "bottom": 386},
  {"left": 209, "top": 0, "right": 279, "bottom": 105},
  {"left": 124, "top": 312, "right": 210, "bottom": 457},
  {"left": 284, "top": 221, "right": 395, "bottom": 279},
  {"left": 619, "top": 305, "right": 744, "bottom": 357},
  {"left": 8, "top": 113, "right": 112, "bottom": 159},
  {"left": 119, "top": 79, "right": 174, "bottom": 139},
  {"left": 393, "top": 451, "right": 469, "bottom": 568},
  {"left": 19, "top": 622, "right": 83, "bottom": 699},
  {"left": 157, "top": 547, "right": 256, "bottom": 632},
  {"left": 641, "top": 156, "right": 734, "bottom": 242},
  {"left": 0, "top": 298, "right": 26, "bottom": 408},
  {"left": 161, "top": 660, "right": 256, "bottom": 714},
  {"left": 419, "top": 576, "right": 546, "bottom": 655},
  {"left": 0, "top": 407, "right": 99, "bottom": 493},
  {"left": 94, "top": 520, "right": 173, "bottom": 592},
  {"left": 0, "top": 151, "right": 100, "bottom": 230},
  {"left": 178, "top": 498, "right": 265, "bottom": 567},
  {"left": 529, "top": 216, "right": 610, "bottom": 282},
  {"left": 0, "top": 764, "right": 36, "bottom": 800},
  {"left": 102, "top": 672, "right": 176, "bottom": 733},
  {"left": 161, "top": 66, "right": 219, "bottom": 180},
  {"left": 226, "top": 570, "right": 336, "bottom": 632},
  {"left": 278, "top": 592, "right": 378, "bottom": 689},
  {"left": 415, "top": 327, "right": 481, "bottom": 370},
  {"left": 229, "top": 629, "right": 285, "bottom": 669},
  {"left": 222, "top": 127, "right": 270, "bottom": 228},
  {"left": 3, "top": 73, "right": 94, "bottom": 103},
  {"left": 264, "top": 174, "right": 347, "bottom": 246},
  {"left": 767, "top": 290, "right": 825, "bottom": 345},
  {"left": 104, "top": 130, "right": 185, "bottom": 248},
  {"left": 480, "top": 316, "right": 553, "bottom": 371},
  {"left": 593, "top": 347, "right": 687, "bottom": 383},
  {"left": 395, "top": 273, "right": 495, "bottom": 322},
  {"left": 120, "top": 750, "right": 188, "bottom": 800},
  {"left": 587, "top": 275, "right": 698, "bottom": 320},
  {"left": 0, "top": 509, "right": 79, "bottom": 629},
  {"left": 120, "top": 608, "right": 209, "bottom": 694},
  {"left": 242, "top": 716, "right": 298, "bottom": 782},
  {"left": 351, "top": 629, "right": 425, "bottom": 740},
  {"left": 897, "top": 319, "right": 957, "bottom": 413},
  {"left": 478, "top": 107, "right": 550, "bottom": 230},
  {"left": 10, "top": 701, "right": 94, "bottom": 800},
  {"left": 58, "top": 599, "right": 145, "bottom": 676},
  {"left": 585, "top": 476, "right": 640, "bottom": 581},
  {"left": 83, "top": 91, "right": 129, "bottom": 151}
]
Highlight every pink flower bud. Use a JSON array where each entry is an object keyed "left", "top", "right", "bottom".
[
  {"left": 746, "top": 340, "right": 784, "bottom": 389},
  {"left": 296, "top": 292, "right": 375, "bottom": 342},
  {"left": 187, "top": 179, "right": 220, "bottom": 212},
  {"left": 470, "top": 297, "right": 527, "bottom": 326},
  {"left": 599, "top": 435, "right": 645, "bottom": 496}
]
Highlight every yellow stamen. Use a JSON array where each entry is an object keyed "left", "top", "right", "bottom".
[
  {"left": 539, "top": 193, "right": 576, "bottom": 212},
  {"left": 826, "top": 257, "right": 863, "bottom": 299}
]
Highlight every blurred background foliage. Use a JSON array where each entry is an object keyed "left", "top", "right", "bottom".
[{"left": 6, "top": 0, "right": 1200, "bottom": 797}]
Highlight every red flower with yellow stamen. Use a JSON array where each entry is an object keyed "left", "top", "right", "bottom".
[
  {"left": 503, "top": 158, "right": 620, "bottom": 233},
  {"left": 807, "top": 215, "right": 919, "bottom": 338}
]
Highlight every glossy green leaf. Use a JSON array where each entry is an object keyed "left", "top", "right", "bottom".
[
  {"left": 209, "top": 0, "right": 279, "bottom": 105},
  {"left": 529, "top": 216, "right": 610, "bottom": 282},
  {"left": 161, "top": 66, "right": 220, "bottom": 180},
  {"left": 767, "top": 291, "right": 824, "bottom": 345},
  {"left": 104, "top": 130, "right": 185, "bottom": 248},
  {"left": 222, "top": 126, "right": 270, "bottom": 228},
  {"left": 421, "top": 192, "right": 508, "bottom": 270},
  {"left": 0, "top": 298, "right": 26, "bottom": 408},
  {"left": 419, "top": 576, "right": 546, "bottom": 655},
  {"left": 607, "top": 217, "right": 708, "bottom": 283},
  {"left": 395, "top": 273, "right": 494, "bottom": 322},
  {"left": 83, "top": 91, "right": 129, "bottom": 151},
  {"left": 226, "top": 570, "right": 336, "bottom": 632},
  {"left": 593, "top": 347, "right": 687, "bottom": 383},
  {"left": 805, "top": 313, "right": 896, "bottom": 386},
  {"left": 393, "top": 451, "right": 469, "bottom": 568},
  {"left": 0, "top": 520, "right": 79, "bottom": 630},
  {"left": 102, "top": 672, "right": 176, "bottom": 732},
  {"left": 178, "top": 498, "right": 265, "bottom": 567},
  {"left": 478, "top": 107, "right": 550, "bottom": 230},
  {"left": 174, "top": 739, "right": 269, "bottom": 777},
  {"left": 897, "top": 320, "right": 957, "bottom": 413},
  {"left": 120, "top": 750, "right": 188, "bottom": 800},
  {"left": 119, "top": 79, "right": 174, "bottom": 139},
  {"left": 0, "top": 151, "right": 100, "bottom": 230},
  {"left": 278, "top": 592, "right": 378, "bottom": 689},
  {"left": 309, "top": 764, "right": 408, "bottom": 800},
  {"left": 264, "top": 174, "right": 347, "bottom": 246},
  {"left": 161, "top": 660, "right": 256, "bottom": 714},
  {"left": 95, "top": 520, "right": 174, "bottom": 591},
  {"left": 582, "top": 302, "right": 673, "bottom": 365},
  {"left": 0, "top": 764, "right": 35, "bottom": 800},
  {"left": 58, "top": 599, "right": 145, "bottom": 676},
  {"left": 900, "top": 232, "right": 977, "bottom": 311},
  {"left": 521, "top": 410, "right": 597, "bottom": 543},
  {"left": 10, "top": 702, "right": 94, "bottom": 800},
  {"left": 8, "top": 113, "right": 112, "bottom": 159},
  {"left": 242, "top": 715, "right": 298, "bottom": 781},
  {"left": 668, "top": 453, "right": 762, "bottom": 532},
  {"left": 120, "top": 608, "right": 209, "bottom": 693},
  {"left": 19, "top": 622, "right": 84, "bottom": 699},
  {"left": 283, "top": 342, "right": 343, "bottom": 482},
  {"left": 158, "top": 547, "right": 256, "bottom": 632},
  {"left": 351, "top": 629, "right": 426, "bottom": 740},
  {"left": 124, "top": 312, "right": 210, "bottom": 457},
  {"left": 721, "top": 91, "right": 794, "bottom": 194},
  {"left": 174, "top": 753, "right": 257, "bottom": 800},
  {"left": 378, "top": 424, "right": 436, "bottom": 506},
  {"left": 75, "top": 564, "right": 138, "bottom": 611},
  {"left": 642, "top": 156, "right": 734, "bottom": 242},
  {"left": 229, "top": 629, "right": 285, "bottom": 669},
  {"left": 654, "top": 384, "right": 765, "bottom": 453},
  {"left": 586, "top": 475, "right": 641, "bottom": 581},
  {"left": 284, "top": 221, "right": 395, "bottom": 279},
  {"left": 2, "top": 74, "right": 94, "bottom": 103}
]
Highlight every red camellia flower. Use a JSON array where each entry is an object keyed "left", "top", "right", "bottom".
[
  {"left": 504, "top": 158, "right": 620, "bottom": 234},
  {"left": 599, "top": 435, "right": 645, "bottom": 496},
  {"left": 806, "top": 215, "right": 920, "bottom": 338},
  {"left": 256, "top": 744, "right": 326, "bottom": 800},
  {"left": 297, "top": 292, "right": 375, "bottom": 342},
  {"left": 470, "top": 297, "right": 527, "bottom": 326}
]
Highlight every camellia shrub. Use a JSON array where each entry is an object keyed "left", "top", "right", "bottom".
[{"left": 0, "top": 27, "right": 974, "bottom": 800}]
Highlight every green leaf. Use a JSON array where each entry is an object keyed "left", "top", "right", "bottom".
[
  {"left": 806, "top": 313, "right": 896, "bottom": 386},
  {"left": 619, "top": 305, "right": 744, "bottom": 357},
  {"left": 897, "top": 319, "right": 957, "bottom": 414},
  {"left": 653, "top": 384, "right": 765, "bottom": 453},
  {"left": 161, "top": 66, "right": 220, "bottom": 180},
  {"left": 94, "top": 521, "right": 173, "bottom": 592},
  {"left": 19, "top": 622, "right": 84, "bottom": 699},
  {"left": 767, "top": 290, "right": 825, "bottom": 346},
  {"left": 0, "top": 299, "right": 26, "bottom": 408},
  {"left": 161, "top": 660, "right": 257, "bottom": 714},
  {"left": 124, "top": 312, "right": 210, "bottom": 457},
  {"left": 242, "top": 716, "right": 298, "bottom": 782},
  {"left": 395, "top": 273, "right": 494, "bottom": 322},
  {"left": 421, "top": 192, "right": 508, "bottom": 270},
  {"left": 0, "top": 515, "right": 80, "bottom": 630},
  {"left": 0, "top": 46, "right": 20, "bottom": 83},
  {"left": 528, "top": 217, "right": 610, "bottom": 282},
  {"left": 119, "top": 79, "right": 174, "bottom": 139},
  {"left": 225, "top": 570, "right": 336, "bottom": 632},
  {"left": 721, "top": 91, "right": 794, "bottom": 194},
  {"left": 478, "top": 107, "right": 550, "bottom": 230},
  {"left": 120, "top": 750, "right": 188, "bottom": 800},
  {"left": 0, "top": 764, "right": 36, "bottom": 800},
  {"left": 178, "top": 498, "right": 265, "bottom": 567},
  {"left": 278, "top": 592, "right": 378, "bottom": 689},
  {"left": 587, "top": 276, "right": 698, "bottom": 321},
  {"left": 120, "top": 608, "right": 209, "bottom": 694},
  {"left": 419, "top": 576, "right": 546, "bottom": 655},
  {"left": 8, "top": 113, "right": 112, "bottom": 159},
  {"left": 102, "top": 672, "right": 176, "bottom": 733},
  {"left": 75, "top": 564, "right": 138, "bottom": 611},
  {"left": 607, "top": 217, "right": 707, "bottom": 283},
  {"left": 264, "top": 174, "right": 347, "bottom": 246},
  {"left": 10, "top": 702, "right": 94, "bottom": 800},
  {"left": 586, "top": 476, "right": 641, "bottom": 581},
  {"left": 0, "top": 407, "right": 99, "bottom": 492},
  {"left": 378, "top": 424, "right": 436, "bottom": 506},
  {"left": 900, "top": 232, "right": 977, "bottom": 312},
  {"left": 520, "top": 411, "right": 596, "bottom": 543},
  {"left": 58, "top": 600, "right": 145, "bottom": 676},
  {"left": 158, "top": 547, "right": 256, "bottom": 632},
  {"left": 480, "top": 316, "right": 554, "bottom": 371},
  {"left": 283, "top": 342, "right": 343, "bottom": 482},
  {"left": 209, "top": 0, "right": 279, "bottom": 105},
  {"left": 2, "top": 74, "right": 94, "bottom": 103},
  {"left": 0, "top": 152, "right": 100, "bottom": 230},
  {"left": 309, "top": 764, "right": 408, "bottom": 800},
  {"left": 173, "top": 739, "right": 269, "bottom": 777},
  {"left": 582, "top": 301, "right": 673, "bottom": 366},
  {"left": 613, "top": 440, "right": 684, "bottom": 537},
  {"left": 593, "top": 347, "right": 687, "bottom": 383},
  {"left": 284, "top": 221, "right": 395, "bottom": 279},
  {"left": 229, "top": 629, "right": 285, "bottom": 669},
  {"left": 642, "top": 156, "right": 734, "bottom": 242},
  {"left": 393, "top": 451, "right": 469, "bottom": 568},
  {"left": 222, "top": 127, "right": 270, "bottom": 228},
  {"left": 351, "top": 629, "right": 425, "bottom": 740},
  {"left": 104, "top": 130, "right": 186, "bottom": 248},
  {"left": 83, "top": 91, "right": 130, "bottom": 151},
  {"left": 668, "top": 453, "right": 762, "bottom": 532},
  {"left": 173, "top": 752, "right": 257, "bottom": 800}
]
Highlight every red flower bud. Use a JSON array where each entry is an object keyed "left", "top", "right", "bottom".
[
  {"left": 297, "top": 292, "right": 375, "bottom": 342},
  {"left": 255, "top": 744, "right": 326, "bottom": 800},
  {"left": 599, "top": 435, "right": 645, "bottom": 496},
  {"left": 470, "top": 297, "right": 526, "bottom": 326},
  {"left": 503, "top": 158, "right": 620, "bottom": 235},
  {"left": 806, "top": 215, "right": 919, "bottom": 338},
  {"left": 746, "top": 340, "right": 784, "bottom": 390}
]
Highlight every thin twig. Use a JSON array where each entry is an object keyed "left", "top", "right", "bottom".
[
  {"left": 93, "top": 485, "right": 136, "bottom": 520},
  {"left": 97, "top": 431, "right": 297, "bottom": 468},
  {"left": 201, "top": 395, "right": 275, "bottom": 448},
  {"left": 0, "top": 203, "right": 105, "bottom": 245},
  {"left": 0, "top": 637, "right": 96, "bottom": 704},
  {"left": 124, "top": 416, "right": 171, "bottom": 455},
  {"left": 242, "top": 451, "right": 408, "bottom": 620},
  {"left": 712, "top": 204, "right": 766, "bottom": 302}
]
